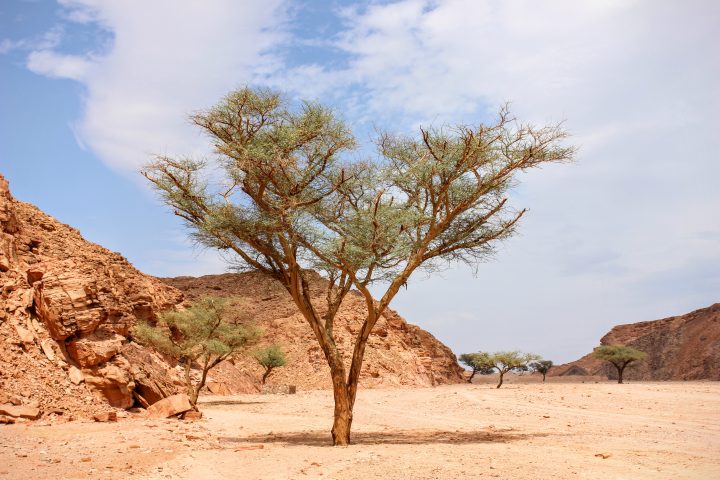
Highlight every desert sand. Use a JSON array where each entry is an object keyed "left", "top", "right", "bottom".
[{"left": 1, "top": 381, "right": 718, "bottom": 479}]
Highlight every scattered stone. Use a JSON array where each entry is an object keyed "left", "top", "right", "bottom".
[
  {"left": 594, "top": 453, "right": 612, "bottom": 459},
  {"left": 0, "top": 415, "right": 15, "bottom": 424},
  {"left": 80, "top": 457, "right": 92, "bottom": 463},
  {"left": 146, "top": 394, "right": 192, "bottom": 419},
  {"left": 182, "top": 410, "right": 203, "bottom": 421},
  {"left": 40, "top": 339, "right": 56, "bottom": 361},
  {"left": 68, "top": 366, "right": 84, "bottom": 385},
  {"left": 93, "top": 411, "right": 117, "bottom": 422}
]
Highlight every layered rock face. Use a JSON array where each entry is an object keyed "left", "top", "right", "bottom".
[
  {"left": 553, "top": 303, "right": 720, "bottom": 380},
  {"left": 163, "top": 273, "right": 465, "bottom": 392},
  {"left": 0, "top": 174, "right": 184, "bottom": 416}
]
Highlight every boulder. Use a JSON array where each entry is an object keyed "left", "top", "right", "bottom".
[
  {"left": 0, "top": 404, "right": 41, "bottom": 420},
  {"left": 146, "top": 394, "right": 193, "bottom": 419}
]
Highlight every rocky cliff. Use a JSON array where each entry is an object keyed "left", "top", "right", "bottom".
[
  {"left": 0, "top": 174, "right": 463, "bottom": 419},
  {"left": 553, "top": 303, "right": 720, "bottom": 380},
  {"left": 0, "top": 174, "right": 185, "bottom": 418},
  {"left": 163, "top": 273, "right": 465, "bottom": 392}
]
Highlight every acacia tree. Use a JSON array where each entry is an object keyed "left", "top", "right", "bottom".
[
  {"left": 458, "top": 352, "right": 494, "bottom": 383},
  {"left": 487, "top": 351, "right": 541, "bottom": 388},
  {"left": 530, "top": 359, "right": 554, "bottom": 382},
  {"left": 254, "top": 344, "right": 287, "bottom": 384},
  {"left": 133, "top": 297, "right": 258, "bottom": 405},
  {"left": 143, "top": 87, "right": 573, "bottom": 445},
  {"left": 593, "top": 345, "right": 646, "bottom": 384}
]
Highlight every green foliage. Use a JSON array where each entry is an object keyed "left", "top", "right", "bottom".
[
  {"left": 488, "top": 351, "right": 541, "bottom": 373},
  {"left": 254, "top": 344, "right": 287, "bottom": 369},
  {"left": 530, "top": 360, "right": 554, "bottom": 375},
  {"left": 133, "top": 297, "right": 258, "bottom": 403},
  {"left": 593, "top": 345, "right": 646, "bottom": 364}
]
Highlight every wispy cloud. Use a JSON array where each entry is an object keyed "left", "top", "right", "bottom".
[{"left": 25, "top": 0, "right": 288, "bottom": 174}]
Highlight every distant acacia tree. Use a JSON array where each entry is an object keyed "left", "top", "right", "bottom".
[
  {"left": 143, "top": 87, "right": 573, "bottom": 445},
  {"left": 486, "top": 351, "right": 541, "bottom": 388},
  {"left": 254, "top": 344, "right": 287, "bottom": 384},
  {"left": 529, "top": 360, "right": 553, "bottom": 382},
  {"left": 458, "top": 352, "right": 494, "bottom": 383},
  {"left": 593, "top": 345, "right": 646, "bottom": 384},
  {"left": 133, "top": 297, "right": 258, "bottom": 405}
]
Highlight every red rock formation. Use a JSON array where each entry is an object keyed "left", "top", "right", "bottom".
[
  {"left": 553, "top": 303, "right": 720, "bottom": 380},
  {"left": 163, "top": 273, "right": 465, "bottom": 392},
  {"left": 0, "top": 174, "right": 184, "bottom": 415}
]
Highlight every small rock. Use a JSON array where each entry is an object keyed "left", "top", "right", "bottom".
[
  {"left": 182, "top": 410, "right": 203, "bottom": 421},
  {"left": 80, "top": 457, "right": 92, "bottom": 462},
  {"left": 68, "top": 366, "right": 84, "bottom": 385},
  {"left": 594, "top": 453, "right": 611, "bottom": 459},
  {"left": 0, "top": 415, "right": 15, "bottom": 424},
  {"left": 93, "top": 412, "right": 118, "bottom": 422}
]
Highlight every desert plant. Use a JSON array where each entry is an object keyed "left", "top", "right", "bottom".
[
  {"left": 593, "top": 344, "right": 646, "bottom": 384},
  {"left": 143, "top": 86, "right": 573, "bottom": 444},
  {"left": 529, "top": 359, "right": 554, "bottom": 382},
  {"left": 133, "top": 297, "right": 258, "bottom": 405},
  {"left": 458, "top": 352, "right": 495, "bottom": 383},
  {"left": 487, "top": 351, "right": 541, "bottom": 388},
  {"left": 254, "top": 344, "right": 287, "bottom": 384}
]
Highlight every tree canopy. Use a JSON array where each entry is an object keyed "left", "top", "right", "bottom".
[
  {"left": 529, "top": 359, "right": 554, "bottom": 382},
  {"left": 143, "top": 86, "right": 574, "bottom": 444},
  {"left": 254, "top": 344, "right": 287, "bottom": 385},
  {"left": 459, "top": 352, "right": 495, "bottom": 383},
  {"left": 133, "top": 297, "right": 258, "bottom": 405},
  {"left": 593, "top": 345, "right": 646, "bottom": 384}
]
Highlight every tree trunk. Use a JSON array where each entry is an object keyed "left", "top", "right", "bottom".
[
  {"left": 330, "top": 369, "right": 352, "bottom": 446},
  {"left": 261, "top": 367, "right": 272, "bottom": 385},
  {"left": 617, "top": 365, "right": 625, "bottom": 384},
  {"left": 542, "top": 372, "right": 546, "bottom": 382},
  {"left": 496, "top": 371, "right": 504, "bottom": 388}
]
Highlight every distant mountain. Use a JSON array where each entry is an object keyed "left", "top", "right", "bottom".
[{"left": 553, "top": 304, "right": 720, "bottom": 380}]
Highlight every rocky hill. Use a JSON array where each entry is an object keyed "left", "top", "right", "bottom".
[
  {"left": 163, "top": 273, "right": 465, "bottom": 393},
  {"left": 0, "top": 173, "right": 463, "bottom": 419},
  {"left": 553, "top": 303, "right": 720, "bottom": 381}
]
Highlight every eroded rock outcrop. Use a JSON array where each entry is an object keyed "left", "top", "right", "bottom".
[
  {"left": 0, "top": 174, "right": 183, "bottom": 415},
  {"left": 553, "top": 303, "right": 720, "bottom": 381}
]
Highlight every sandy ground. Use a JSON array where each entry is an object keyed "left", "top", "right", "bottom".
[{"left": 1, "top": 381, "right": 718, "bottom": 480}]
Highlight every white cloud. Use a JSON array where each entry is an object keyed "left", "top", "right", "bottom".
[
  {"left": 29, "top": 0, "right": 288, "bottom": 173},
  {"left": 26, "top": 50, "right": 93, "bottom": 80}
]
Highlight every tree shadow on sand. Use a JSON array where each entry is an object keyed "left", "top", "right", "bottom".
[{"left": 219, "top": 429, "right": 549, "bottom": 447}]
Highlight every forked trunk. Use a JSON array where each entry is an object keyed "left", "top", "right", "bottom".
[
  {"left": 467, "top": 369, "right": 476, "bottom": 384},
  {"left": 496, "top": 371, "right": 504, "bottom": 389}
]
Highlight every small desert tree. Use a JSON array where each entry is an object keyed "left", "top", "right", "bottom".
[
  {"left": 593, "top": 345, "right": 646, "bottom": 384},
  {"left": 254, "top": 344, "right": 287, "bottom": 384},
  {"left": 529, "top": 359, "right": 553, "bottom": 382},
  {"left": 143, "top": 86, "right": 573, "bottom": 444},
  {"left": 487, "top": 351, "right": 541, "bottom": 388},
  {"left": 133, "top": 297, "right": 257, "bottom": 405},
  {"left": 458, "top": 352, "right": 494, "bottom": 383}
]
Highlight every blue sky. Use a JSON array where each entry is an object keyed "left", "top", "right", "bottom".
[{"left": 1, "top": 0, "right": 718, "bottom": 363}]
